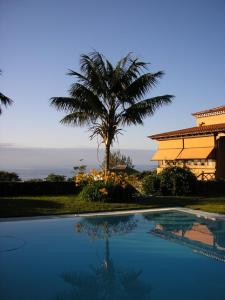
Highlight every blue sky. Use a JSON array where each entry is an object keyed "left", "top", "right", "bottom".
[{"left": 1, "top": 0, "right": 225, "bottom": 152}]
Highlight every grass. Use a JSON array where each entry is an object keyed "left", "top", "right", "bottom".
[{"left": 0, "top": 194, "right": 225, "bottom": 218}]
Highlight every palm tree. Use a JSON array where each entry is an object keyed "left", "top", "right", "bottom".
[
  {"left": 0, "top": 70, "right": 13, "bottom": 114},
  {"left": 50, "top": 51, "right": 174, "bottom": 171}
]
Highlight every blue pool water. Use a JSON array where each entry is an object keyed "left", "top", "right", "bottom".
[{"left": 1, "top": 211, "right": 225, "bottom": 300}]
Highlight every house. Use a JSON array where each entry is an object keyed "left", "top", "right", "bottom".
[
  {"left": 151, "top": 221, "right": 225, "bottom": 262},
  {"left": 149, "top": 105, "right": 225, "bottom": 180}
]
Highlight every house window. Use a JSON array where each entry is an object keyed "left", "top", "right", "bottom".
[{"left": 200, "top": 159, "right": 205, "bottom": 166}]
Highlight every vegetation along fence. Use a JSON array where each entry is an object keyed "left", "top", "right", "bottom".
[{"left": 0, "top": 181, "right": 79, "bottom": 196}]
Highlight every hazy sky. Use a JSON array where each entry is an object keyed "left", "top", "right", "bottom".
[{"left": 1, "top": 0, "right": 225, "bottom": 152}]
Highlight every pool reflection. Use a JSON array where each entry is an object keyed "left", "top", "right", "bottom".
[
  {"left": 57, "top": 216, "right": 152, "bottom": 300},
  {"left": 146, "top": 212, "right": 225, "bottom": 262}
]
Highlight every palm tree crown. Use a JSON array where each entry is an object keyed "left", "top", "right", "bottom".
[
  {"left": 50, "top": 51, "right": 174, "bottom": 170},
  {"left": 0, "top": 70, "right": 13, "bottom": 115}
]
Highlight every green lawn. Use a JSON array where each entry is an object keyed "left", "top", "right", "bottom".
[{"left": 0, "top": 194, "right": 225, "bottom": 218}]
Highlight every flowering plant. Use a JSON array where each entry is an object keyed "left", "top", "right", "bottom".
[
  {"left": 75, "top": 169, "right": 128, "bottom": 187},
  {"left": 76, "top": 169, "right": 135, "bottom": 202}
]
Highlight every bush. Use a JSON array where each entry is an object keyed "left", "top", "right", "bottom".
[
  {"left": 80, "top": 180, "right": 135, "bottom": 203},
  {"left": 81, "top": 181, "right": 109, "bottom": 202},
  {"left": 75, "top": 169, "right": 127, "bottom": 187},
  {"left": 142, "top": 172, "right": 161, "bottom": 195},
  {"left": 44, "top": 173, "right": 66, "bottom": 182},
  {"left": 108, "top": 183, "right": 136, "bottom": 202},
  {"left": 160, "top": 167, "right": 197, "bottom": 196},
  {"left": 0, "top": 171, "right": 21, "bottom": 182},
  {"left": 137, "top": 170, "right": 155, "bottom": 180}
]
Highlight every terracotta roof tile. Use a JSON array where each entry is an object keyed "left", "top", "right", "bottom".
[
  {"left": 192, "top": 105, "right": 225, "bottom": 116},
  {"left": 149, "top": 123, "right": 225, "bottom": 140}
]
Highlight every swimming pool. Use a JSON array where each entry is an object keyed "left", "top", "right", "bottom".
[{"left": 1, "top": 210, "right": 225, "bottom": 300}]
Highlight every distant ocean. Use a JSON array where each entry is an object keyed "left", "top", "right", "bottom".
[
  {"left": 10, "top": 164, "right": 157, "bottom": 180},
  {"left": 0, "top": 146, "right": 157, "bottom": 180}
]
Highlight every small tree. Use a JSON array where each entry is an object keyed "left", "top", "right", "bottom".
[
  {"left": 160, "top": 167, "right": 197, "bottom": 196},
  {"left": 0, "top": 171, "right": 21, "bottom": 182},
  {"left": 142, "top": 172, "right": 160, "bottom": 195},
  {"left": 73, "top": 159, "right": 87, "bottom": 175},
  {"left": 101, "top": 150, "right": 134, "bottom": 170},
  {"left": 44, "top": 173, "right": 66, "bottom": 182}
]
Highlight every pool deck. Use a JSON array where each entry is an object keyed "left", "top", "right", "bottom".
[{"left": 1, "top": 207, "right": 225, "bottom": 222}]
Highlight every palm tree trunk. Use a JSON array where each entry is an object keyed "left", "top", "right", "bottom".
[
  {"left": 105, "top": 143, "right": 110, "bottom": 172},
  {"left": 104, "top": 237, "right": 110, "bottom": 270}
]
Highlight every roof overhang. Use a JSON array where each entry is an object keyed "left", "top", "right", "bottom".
[
  {"left": 192, "top": 105, "right": 225, "bottom": 117},
  {"left": 149, "top": 123, "right": 225, "bottom": 140}
]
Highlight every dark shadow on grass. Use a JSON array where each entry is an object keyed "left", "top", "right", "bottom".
[
  {"left": 0, "top": 198, "right": 63, "bottom": 218},
  {"left": 133, "top": 195, "right": 200, "bottom": 207}
]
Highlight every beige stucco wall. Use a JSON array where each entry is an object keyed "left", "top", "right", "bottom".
[
  {"left": 154, "top": 135, "right": 217, "bottom": 180},
  {"left": 157, "top": 164, "right": 216, "bottom": 180},
  {"left": 151, "top": 111, "right": 225, "bottom": 180},
  {"left": 195, "top": 113, "right": 225, "bottom": 126}
]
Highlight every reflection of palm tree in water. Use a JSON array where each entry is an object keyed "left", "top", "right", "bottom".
[
  {"left": 58, "top": 216, "right": 151, "bottom": 300},
  {"left": 75, "top": 216, "right": 137, "bottom": 269}
]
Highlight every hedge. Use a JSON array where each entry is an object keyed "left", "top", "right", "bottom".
[
  {"left": 141, "top": 166, "right": 225, "bottom": 196},
  {"left": 197, "top": 180, "right": 225, "bottom": 196},
  {"left": 0, "top": 181, "right": 79, "bottom": 196}
]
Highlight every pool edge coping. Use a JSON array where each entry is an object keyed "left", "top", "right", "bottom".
[
  {"left": 77, "top": 207, "right": 225, "bottom": 220},
  {"left": 1, "top": 207, "right": 225, "bottom": 222}
]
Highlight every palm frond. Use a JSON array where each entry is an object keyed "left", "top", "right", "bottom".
[
  {"left": 115, "top": 52, "right": 133, "bottom": 72},
  {"left": 0, "top": 92, "right": 13, "bottom": 114},
  {"left": 69, "top": 83, "right": 107, "bottom": 115},
  {"left": 50, "top": 97, "right": 80, "bottom": 111},
  {"left": 89, "top": 51, "right": 108, "bottom": 77},
  {"left": 122, "top": 95, "right": 174, "bottom": 125},
  {"left": 125, "top": 71, "right": 164, "bottom": 101},
  {"left": 60, "top": 111, "right": 96, "bottom": 126},
  {"left": 67, "top": 69, "right": 88, "bottom": 83},
  {"left": 50, "top": 91, "right": 106, "bottom": 117},
  {"left": 79, "top": 54, "right": 108, "bottom": 95},
  {"left": 121, "top": 58, "right": 149, "bottom": 85}
]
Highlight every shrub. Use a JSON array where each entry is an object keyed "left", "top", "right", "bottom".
[
  {"left": 0, "top": 170, "right": 21, "bottom": 182},
  {"left": 142, "top": 173, "right": 161, "bottom": 195},
  {"left": 80, "top": 180, "right": 135, "bottom": 203},
  {"left": 44, "top": 173, "right": 66, "bottom": 182},
  {"left": 78, "top": 169, "right": 136, "bottom": 202},
  {"left": 160, "top": 167, "right": 197, "bottom": 196},
  {"left": 137, "top": 170, "right": 155, "bottom": 180},
  {"left": 81, "top": 181, "right": 109, "bottom": 202},
  {"left": 107, "top": 183, "right": 136, "bottom": 202},
  {"left": 75, "top": 169, "right": 129, "bottom": 188}
]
